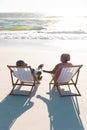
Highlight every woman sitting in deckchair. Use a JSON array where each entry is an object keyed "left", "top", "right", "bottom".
[{"left": 43, "top": 53, "right": 72, "bottom": 81}]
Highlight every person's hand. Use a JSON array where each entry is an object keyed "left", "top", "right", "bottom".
[{"left": 38, "top": 64, "right": 44, "bottom": 70}]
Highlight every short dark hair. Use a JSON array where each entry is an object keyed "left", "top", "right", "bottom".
[{"left": 16, "top": 60, "right": 26, "bottom": 67}]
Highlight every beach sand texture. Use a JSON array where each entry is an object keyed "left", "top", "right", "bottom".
[{"left": 0, "top": 39, "right": 87, "bottom": 130}]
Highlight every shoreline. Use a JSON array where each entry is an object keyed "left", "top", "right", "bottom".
[{"left": 0, "top": 39, "right": 87, "bottom": 52}]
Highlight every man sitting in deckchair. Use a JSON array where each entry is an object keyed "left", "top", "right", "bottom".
[{"left": 14, "top": 60, "right": 44, "bottom": 81}]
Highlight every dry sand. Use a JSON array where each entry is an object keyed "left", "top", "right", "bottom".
[{"left": 0, "top": 39, "right": 87, "bottom": 130}]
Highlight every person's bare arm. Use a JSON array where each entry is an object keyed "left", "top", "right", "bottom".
[{"left": 43, "top": 70, "right": 53, "bottom": 74}]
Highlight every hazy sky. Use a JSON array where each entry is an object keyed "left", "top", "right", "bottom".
[{"left": 0, "top": 0, "right": 87, "bottom": 15}]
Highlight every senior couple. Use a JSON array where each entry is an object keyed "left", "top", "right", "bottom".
[{"left": 14, "top": 53, "right": 72, "bottom": 82}]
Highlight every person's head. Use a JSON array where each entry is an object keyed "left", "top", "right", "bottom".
[
  {"left": 16, "top": 60, "right": 27, "bottom": 67},
  {"left": 60, "top": 53, "right": 70, "bottom": 63}
]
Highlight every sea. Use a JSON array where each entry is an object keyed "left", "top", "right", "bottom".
[{"left": 0, "top": 12, "right": 87, "bottom": 40}]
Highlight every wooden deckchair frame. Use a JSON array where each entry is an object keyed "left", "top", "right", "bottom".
[
  {"left": 49, "top": 65, "right": 83, "bottom": 96},
  {"left": 7, "top": 65, "right": 39, "bottom": 96}
]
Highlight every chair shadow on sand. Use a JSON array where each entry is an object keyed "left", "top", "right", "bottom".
[
  {"left": 0, "top": 96, "right": 33, "bottom": 130},
  {"left": 37, "top": 86, "right": 84, "bottom": 130},
  {"left": 0, "top": 84, "right": 39, "bottom": 130}
]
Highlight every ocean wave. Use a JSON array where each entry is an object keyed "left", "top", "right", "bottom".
[
  {"left": 45, "top": 31, "right": 87, "bottom": 34},
  {"left": 0, "top": 13, "right": 87, "bottom": 40},
  {"left": 0, "top": 26, "right": 45, "bottom": 31},
  {"left": 0, "top": 31, "right": 87, "bottom": 40}
]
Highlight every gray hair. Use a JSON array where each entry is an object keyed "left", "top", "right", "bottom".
[{"left": 61, "top": 53, "right": 70, "bottom": 63}]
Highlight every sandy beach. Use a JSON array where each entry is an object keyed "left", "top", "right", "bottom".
[{"left": 0, "top": 39, "right": 87, "bottom": 130}]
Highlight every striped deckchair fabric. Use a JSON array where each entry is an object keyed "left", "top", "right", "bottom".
[
  {"left": 49, "top": 65, "right": 83, "bottom": 96},
  {"left": 7, "top": 65, "right": 39, "bottom": 96}
]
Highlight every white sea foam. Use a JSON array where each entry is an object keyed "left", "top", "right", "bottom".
[{"left": 0, "top": 31, "right": 87, "bottom": 40}]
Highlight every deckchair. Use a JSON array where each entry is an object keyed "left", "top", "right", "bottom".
[
  {"left": 49, "top": 65, "right": 83, "bottom": 96},
  {"left": 7, "top": 65, "right": 39, "bottom": 96}
]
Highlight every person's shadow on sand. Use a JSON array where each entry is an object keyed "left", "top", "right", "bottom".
[
  {"left": 37, "top": 86, "right": 84, "bottom": 130},
  {"left": 0, "top": 95, "right": 33, "bottom": 130}
]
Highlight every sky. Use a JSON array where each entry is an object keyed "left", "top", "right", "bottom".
[{"left": 0, "top": 0, "right": 87, "bottom": 16}]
